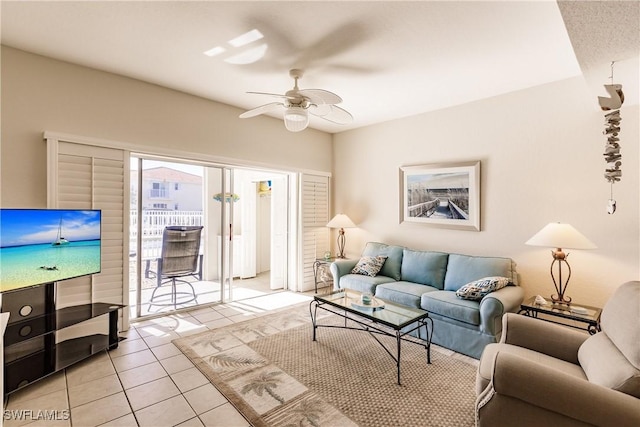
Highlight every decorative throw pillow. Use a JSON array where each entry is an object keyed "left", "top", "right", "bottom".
[
  {"left": 455, "top": 276, "right": 512, "bottom": 301},
  {"left": 351, "top": 256, "right": 388, "bottom": 277}
]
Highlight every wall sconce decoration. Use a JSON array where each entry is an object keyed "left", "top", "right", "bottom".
[
  {"left": 213, "top": 192, "right": 240, "bottom": 203},
  {"left": 258, "top": 180, "right": 272, "bottom": 197},
  {"left": 598, "top": 62, "right": 624, "bottom": 215}
]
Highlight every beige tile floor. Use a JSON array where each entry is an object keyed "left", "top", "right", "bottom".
[{"left": 3, "top": 287, "right": 477, "bottom": 427}]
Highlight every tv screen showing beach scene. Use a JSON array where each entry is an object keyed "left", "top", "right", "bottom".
[{"left": 0, "top": 209, "right": 101, "bottom": 293}]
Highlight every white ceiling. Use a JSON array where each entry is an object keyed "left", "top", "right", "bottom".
[{"left": 1, "top": 1, "right": 638, "bottom": 134}]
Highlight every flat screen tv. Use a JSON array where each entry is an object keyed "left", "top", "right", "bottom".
[{"left": 0, "top": 209, "right": 101, "bottom": 293}]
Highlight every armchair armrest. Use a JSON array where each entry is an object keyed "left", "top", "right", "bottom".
[
  {"left": 478, "top": 351, "right": 640, "bottom": 426},
  {"left": 329, "top": 259, "right": 359, "bottom": 290},
  {"left": 500, "top": 313, "right": 588, "bottom": 364},
  {"left": 479, "top": 285, "right": 525, "bottom": 335}
]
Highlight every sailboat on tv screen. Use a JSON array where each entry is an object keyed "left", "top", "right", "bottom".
[{"left": 52, "top": 218, "right": 69, "bottom": 246}]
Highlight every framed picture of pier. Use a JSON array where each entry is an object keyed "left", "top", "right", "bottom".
[{"left": 399, "top": 161, "right": 480, "bottom": 231}]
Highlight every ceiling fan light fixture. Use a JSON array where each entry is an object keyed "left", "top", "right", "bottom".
[
  {"left": 284, "top": 106, "right": 309, "bottom": 132},
  {"left": 240, "top": 69, "right": 352, "bottom": 131}
]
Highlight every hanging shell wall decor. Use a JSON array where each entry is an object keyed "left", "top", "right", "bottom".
[
  {"left": 598, "top": 63, "right": 624, "bottom": 214},
  {"left": 602, "top": 107, "right": 622, "bottom": 183}
]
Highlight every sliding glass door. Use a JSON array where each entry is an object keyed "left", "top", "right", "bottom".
[
  {"left": 231, "top": 169, "right": 289, "bottom": 296},
  {"left": 129, "top": 156, "right": 291, "bottom": 319},
  {"left": 130, "top": 157, "right": 229, "bottom": 317}
]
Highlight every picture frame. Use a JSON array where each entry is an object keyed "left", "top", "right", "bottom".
[{"left": 399, "top": 161, "right": 480, "bottom": 231}]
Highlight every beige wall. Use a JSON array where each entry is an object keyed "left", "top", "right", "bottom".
[
  {"left": 333, "top": 76, "right": 639, "bottom": 307},
  {"left": 3, "top": 46, "right": 638, "bottom": 307},
  {"left": 0, "top": 46, "right": 332, "bottom": 207}
]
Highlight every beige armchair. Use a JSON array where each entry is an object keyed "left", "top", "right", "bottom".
[{"left": 476, "top": 281, "right": 640, "bottom": 427}]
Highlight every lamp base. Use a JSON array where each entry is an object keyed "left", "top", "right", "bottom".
[
  {"left": 336, "top": 229, "right": 346, "bottom": 259},
  {"left": 550, "top": 295, "right": 572, "bottom": 305},
  {"left": 549, "top": 253, "right": 572, "bottom": 306}
]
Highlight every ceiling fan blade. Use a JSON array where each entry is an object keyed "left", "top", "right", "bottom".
[
  {"left": 247, "top": 91, "right": 297, "bottom": 100},
  {"left": 239, "top": 102, "right": 284, "bottom": 119},
  {"left": 310, "top": 104, "right": 331, "bottom": 117},
  {"left": 299, "top": 89, "right": 342, "bottom": 105},
  {"left": 310, "top": 104, "right": 353, "bottom": 124},
  {"left": 294, "top": 21, "right": 369, "bottom": 70}
]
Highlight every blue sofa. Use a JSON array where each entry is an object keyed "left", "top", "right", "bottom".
[{"left": 330, "top": 242, "right": 525, "bottom": 359}]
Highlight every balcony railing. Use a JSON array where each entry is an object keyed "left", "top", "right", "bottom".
[{"left": 130, "top": 210, "right": 203, "bottom": 259}]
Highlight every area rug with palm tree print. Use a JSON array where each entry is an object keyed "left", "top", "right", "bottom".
[{"left": 173, "top": 303, "right": 477, "bottom": 427}]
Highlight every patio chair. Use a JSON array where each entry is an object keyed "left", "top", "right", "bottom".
[{"left": 146, "top": 225, "right": 204, "bottom": 308}]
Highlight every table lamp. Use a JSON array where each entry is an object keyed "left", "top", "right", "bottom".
[
  {"left": 526, "top": 222, "right": 597, "bottom": 304},
  {"left": 326, "top": 214, "right": 356, "bottom": 258}
]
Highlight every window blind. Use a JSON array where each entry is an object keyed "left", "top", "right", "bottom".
[
  {"left": 48, "top": 139, "right": 128, "bottom": 331},
  {"left": 300, "top": 174, "right": 330, "bottom": 292}
]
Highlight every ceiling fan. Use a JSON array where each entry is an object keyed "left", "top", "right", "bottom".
[{"left": 239, "top": 69, "right": 353, "bottom": 132}]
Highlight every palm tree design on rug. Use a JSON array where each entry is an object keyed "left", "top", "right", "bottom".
[
  {"left": 274, "top": 314, "right": 306, "bottom": 329},
  {"left": 287, "top": 397, "right": 325, "bottom": 427},
  {"left": 206, "top": 352, "right": 263, "bottom": 369},
  {"left": 192, "top": 334, "right": 229, "bottom": 353},
  {"left": 241, "top": 371, "right": 285, "bottom": 404},
  {"left": 233, "top": 323, "right": 272, "bottom": 339}
]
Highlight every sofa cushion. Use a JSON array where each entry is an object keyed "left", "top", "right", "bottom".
[
  {"left": 362, "top": 242, "right": 404, "bottom": 280},
  {"left": 375, "top": 281, "right": 438, "bottom": 308},
  {"left": 599, "top": 281, "right": 640, "bottom": 369},
  {"left": 400, "top": 249, "right": 449, "bottom": 289},
  {"left": 578, "top": 331, "right": 640, "bottom": 398},
  {"left": 455, "top": 276, "right": 512, "bottom": 301},
  {"left": 444, "top": 254, "right": 517, "bottom": 292},
  {"left": 351, "top": 255, "right": 387, "bottom": 277},
  {"left": 421, "top": 291, "right": 480, "bottom": 326},
  {"left": 339, "top": 273, "right": 395, "bottom": 295}
]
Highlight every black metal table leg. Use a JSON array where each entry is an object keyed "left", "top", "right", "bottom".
[
  {"left": 309, "top": 300, "right": 318, "bottom": 341},
  {"left": 313, "top": 261, "right": 319, "bottom": 293},
  {"left": 396, "top": 330, "right": 402, "bottom": 385},
  {"left": 425, "top": 317, "right": 433, "bottom": 364}
]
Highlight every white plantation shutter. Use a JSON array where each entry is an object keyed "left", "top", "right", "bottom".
[
  {"left": 47, "top": 138, "right": 129, "bottom": 331},
  {"left": 300, "top": 174, "right": 330, "bottom": 292}
]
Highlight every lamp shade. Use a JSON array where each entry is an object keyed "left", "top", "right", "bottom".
[
  {"left": 326, "top": 214, "right": 356, "bottom": 229},
  {"left": 525, "top": 222, "right": 597, "bottom": 250}
]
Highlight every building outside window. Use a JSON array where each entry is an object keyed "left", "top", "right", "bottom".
[
  {"left": 150, "top": 182, "right": 168, "bottom": 199},
  {"left": 133, "top": 167, "right": 203, "bottom": 212}
]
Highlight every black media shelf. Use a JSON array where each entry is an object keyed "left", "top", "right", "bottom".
[
  {"left": 2, "top": 289, "right": 125, "bottom": 395},
  {"left": 4, "top": 303, "right": 123, "bottom": 347},
  {"left": 5, "top": 333, "right": 122, "bottom": 394}
]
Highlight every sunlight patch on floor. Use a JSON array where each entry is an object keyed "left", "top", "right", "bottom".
[{"left": 233, "top": 291, "right": 312, "bottom": 312}]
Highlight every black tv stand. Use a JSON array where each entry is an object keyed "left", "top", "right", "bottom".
[{"left": 2, "top": 282, "right": 124, "bottom": 395}]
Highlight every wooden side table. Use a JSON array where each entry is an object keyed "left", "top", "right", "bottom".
[{"left": 519, "top": 296, "right": 602, "bottom": 334}]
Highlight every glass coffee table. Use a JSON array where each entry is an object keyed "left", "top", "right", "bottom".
[{"left": 309, "top": 289, "right": 433, "bottom": 385}]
